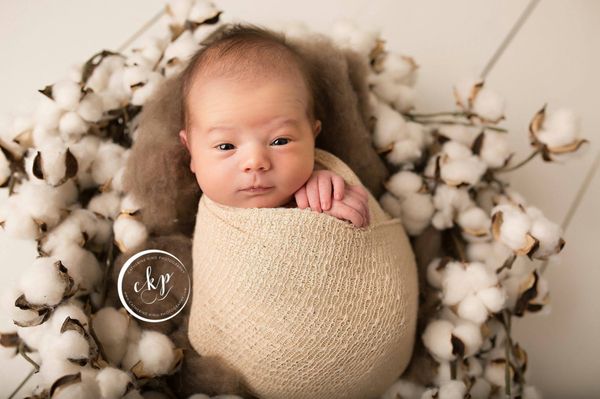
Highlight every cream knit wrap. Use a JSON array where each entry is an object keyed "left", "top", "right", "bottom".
[{"left": 188, "top": 148, "right": 419, "bottom": 399}]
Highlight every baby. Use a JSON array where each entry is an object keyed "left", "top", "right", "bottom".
[{"left": 177, "top": 24, "right": 370, "bottom": 228}]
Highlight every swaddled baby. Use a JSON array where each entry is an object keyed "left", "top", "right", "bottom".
[{"left": 179, "top": 24, "right": 418, "bottom": 399}]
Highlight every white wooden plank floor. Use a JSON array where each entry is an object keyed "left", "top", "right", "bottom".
[{"left": 0, "top": 0, "right": 597, "bottom": 397}]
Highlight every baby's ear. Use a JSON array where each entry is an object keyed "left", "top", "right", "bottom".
[
  {"left": 179, "top": 129, "right": 190, "bottom": 150},
  {"left": 313, "top": 120, "right": 322, "bottom": 138}
]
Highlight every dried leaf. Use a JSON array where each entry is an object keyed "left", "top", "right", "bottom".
[
  {"left": 38, "top": 84, "right": 54, "bottom": 100},
  {"left": 49, "top": 372, "right": 81, "bottom": 397}
]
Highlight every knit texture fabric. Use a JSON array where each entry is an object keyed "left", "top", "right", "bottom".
[{"left": 188, "top": 148, "right": 419, "bottom": 399}]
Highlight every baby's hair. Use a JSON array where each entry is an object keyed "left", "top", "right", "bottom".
[{"left": 179, "top": 23, "right": 320, "bottom": 133}]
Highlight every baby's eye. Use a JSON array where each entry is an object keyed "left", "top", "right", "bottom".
[
  {"left": 271, "top": 138, "right": 290, "bottom": 146},
  {"left": 216, "top": 143, "right": 235, "bottom": 151}
]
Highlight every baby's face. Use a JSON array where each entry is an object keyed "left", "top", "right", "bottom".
[{"left": 179, "top": 72, "right": 321, "bottom": 208}]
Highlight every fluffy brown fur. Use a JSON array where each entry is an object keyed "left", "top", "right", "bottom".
[{"left": 115, "top": 30, "right": 429, "bottom": 398}]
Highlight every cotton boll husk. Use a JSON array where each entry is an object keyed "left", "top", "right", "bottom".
[
  {"left": 468, "top": 377, "right": 491, "bottom": 399},
  {"left": 472, "top": 87, "right": 505, "bottom": 123},
  {"left": 381, "top": 378, "right": 425, "bottom": 399},
  {"left": 92, "top": 307, "right": 130, "bottom": 365},
  {"left": 480, "top": 131, "right": 512, "bottom": 168},
  {"left": 0, "top": 150, "right": 10, "bottom": 186},
  {"left": 38, "top": 329, "right": 90, "bottom": 363},
  {"left": 137, "top": 330, "right": 176, "bottom": 376},
  {"left": 331, "top": 20, "right": 379, "bottom": 58},
  {"left": 53, "top": 79, "right": 82, "bottom": 112},
  {"left": 385, "top": 170, "right": 422, "bottom": 199},
  {"left": 96, "top": 366, "right": 132, "bottom": 399},
  {"left": 536, "top": 108, "right": 580, "bottom": 148},
  {"left": 91, "top": 141, "right": 126, "bottom": 186},
  {"left": 437, "top": 380, "right": 466, "bottom": 399},
  {"left": 3, "top": 287, "right": 41, "bottom": 328},
  {"left": 372, "top": 100, "right": 408, "bottom": 150},
  {"left": 456, "top": 293, "right": 489, "bottom": 324},
  {"left": 36, "top": 95, "right": 64, "bottom": 130},
  {"left": 400, "top": 193, "right": 435, "bottom": 235},
  {"left": 0, "top": 197, "right": 40, "bottom": 239},
  {"left": 436, "top": 124, "right": 479, "bottom": 147},
  {"left": 87, "top": 190, "right": 121, "bottom": 220},
  {"left": 526, "top": 206, "right": 563, "bottom": 258},
  {"left": 491, "top": 204, "right": 532, "bottom": 251},
  {"left": 19, "top": 256, "right": 68, "bottom": 306},
  {"left": 49, "top": 300, "right": 89, "bottom": 333},
  {"left": 76, "top": 92, "right": 103, "bottom": 122},
  {"left": 59, "top": 111, "right": 88, "bottom": 143},
  {"left": 16, "top": 322, "right": 48, "bottom": 352},
  {"left": 38, "top": 357, "right": 84, "bottom": 386},
  {"left": 51, "top": 368, "right": 102, "bottom": 399},
  {"left": 452, "top": 320, "right": 483, "bottom": 357},
  {"left": 379, "top": 192, "right": 402, "bottom": 218},
  {"left": 52, "top": 243, "right": 102, "bottom": 295},
  {"left": 114, "top": 215, "right": 149, "bottom": 253},
  {"left": 422, "top": 319, "right": 455, "bottom": 361}
]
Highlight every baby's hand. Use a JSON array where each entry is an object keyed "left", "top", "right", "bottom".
[
  {"left": 295, "top": 171, "right": 370, "bottom": 228},
  {"left": 294, "top": 170, "right": 345, "bottom": 212}
]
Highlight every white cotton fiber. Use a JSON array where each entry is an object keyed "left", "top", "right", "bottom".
[
  {"left": 92, "top": 307, "right": 130, "bottom": 365},
  {"left": 19, "top": 256, "right": 67, "bottom": 306},
  {"left": 380, "top": 378, "right": 425, "bottom": 399},
  {"left": 526, "top": 206, "right": 563, "bottom": 258},
  {"left": 436, "top": 124, "right": 479, "bottom": 147},
  {"left": 52, "top": 242, "right": 102, "bottom": 294},
  {"left": 536, "top": 108, "right": 580, "bottom": 148},
  {"left": 53, "top": 79, "right": 82, "bottom": 112},
  {"left": 476, "top": 286, "right": 506, "bottom": 313},
  {"left": 91, "top": 140, "right": 126, "bottom": 186},
  {"left": 386, "top": 170, "right": 422, "bottom": 199},
  {"left": 77, "top": 92, "right": 103, "bottom": 122},
  {"left": 400, "top": 193, "right": 434, "bottom": 235},
  {"left": 437, "top": 380, "right": 467, "bottom": 399},
  {"left": 472, "top": 88, "right": 505, "bottom": 122},
  {"left": 492, "top": 204, "right": 532, "bottom": 251},
  {"left": 426, "top": 258, "right": 446, "bottom": 289},
  {"left": 379, "top": 192, "right": 402, "bottom": 218},
  {"left": 331, "top": 19, "right": 379, "bottom": 58},
  {"left": 96, "top": 366, "right": 132, "bottom": 399},
  {"left": 456, "top": 293, "right": 489, "bottom": 324},
  {"left": 87, "top": 190, "right": 121, "bottom": 220},
  {"left": 453, "top": 77, "right": 482, "bottom": 109},
  {"left": 38, "top": 356, "right": 83, "bottom": 386},
  {"left": 468, "top": 378, "right": 491, "bottom": 399},
  {"left": 422, "top": 319, "right": 454, "bottom": 361},
  {"left": 59, "top": 111, "right": 88, "bottom": 143},
  {"left": 114, "top": 215, "right": 148, "bottom": 252},
  {"left": 387, "top": 138, "right": 422, "bottom": 165},
  {"left": 480, "top": 131, "right": 511, "bottom": 168},
  {"left": 49, "top": 301, "right": 89, "bottom": 333},
  {"left": 372, "top": 100, "right": 408, "bottom": 149},
  {"left": 137, "top": 330, "right": 176, "bottom": 376},
  {"left": 36, "top": 95, "right": 64, "bottom": 130}
]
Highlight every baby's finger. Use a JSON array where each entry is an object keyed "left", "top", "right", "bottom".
[
  {"left": 332, "top": 175, "right": 345, "bottom": 200},
  {"left": 294, "top": 186, "right": 309, "bottom": 209},
  {"left": 318, "top": 174, "right": 333, "bottom": 210},
  {"left": 306, "top": 180, "right": 322, "bottom": 212},
  {"left": 344, "top": 187, "right": 370, "bottom": 226}
]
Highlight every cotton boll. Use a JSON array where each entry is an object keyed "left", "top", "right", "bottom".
[
  {"left": 52, "top": 243, "right": 102, "bottom": 295},
  {"left": 87, "top": 190, "right": 121, "bottom": 220},
  {"left": 111, "top": 165, "right": 127, "bottom": 193},
  {"left": 137, "top": 330, "right": 176, "bottom": 376},
  {"left": 381, "top": 378, "right": 425, "bottom": 399},
  {"left": 387, "top": 138, "right": 422, "bottom": 165},
  {"left": 379, "top": 53, "right": 418, "bottom": 86},
  {"left": 526, "top": 206, "right": 563, "bottom": 259},
  {"left": 131, "top": 73, "right": 165, "bottom": 106},
  {"left": 426, "top": 258, "right": 448, "bottom": 289},
  {"left": 107, "top": 68, "right": 131, "bottom": 105},
  {"left": 166, "top": 0, "right": 194, "bottom": 25},
  {"left": 40, "top": 208, "right": 99, "bottom": 253},
  {"left": 38, "top": 357, "right": 83, "bottom": 386},
  {"left": 440, "top": 147, "right": 487, "bottom": 187},
  {"left": 441, "top": 262, "right": 470, "bottom": 305},
  {"left": 92, "top": 307, "right": 130, "bottom": 365},
  {"left": 32, "top": 125, "right": 61, "bottom": 150},
  {"left": 432, "top": 185, "right": 473, "bottom": 230},
  {"left": 59, "top": 111, "right": 88, "bottom": 143},
  {"left": 162, "top": 30, "right": 201, "bottom": 76},
  {"left": 476, "top": 286, "right": 506, "bottom": 313},
  {"left": 453, "top": 77, "right": 482, "bottom": 110},
  {"left": 123, "top": 65, "right": 152, "bottom": 93},
  {"left": 0, "top": 196, "right": 40, "bottom": 239},
  {"left": 466, "top": 241, "right": 513, "bottom": 273},
  {"left": 19, "top": 256, "right": 68, "bottom": 306},
  {"left": 484, "top": 358, "right": 512, "bottom": 387},
  {"left": 437, "top": 380, "right": 466, "bottom": 399},
  {"left": 91, "top": 141, "right": 126, "bottom": 186},
  {"left": 436, "top": 124, "right": 479, "bottom": 147},
  {"left": 401, "top": 193, "right": 435, "bottom": 235},
  {"left": 456, "top": 293, "right": 489, "bottom": 324},
  {"left": 457, "top": 206, "right": 491, "bottom": 241},
  {"left": 385, "top": 170, "right": 422, "bottom": 199},
  {"left": 51, "top": 370, "right": 102, "bottom": 399},
  {"left": 38, "top": 329, "right": 90, "bottom": 363},
  {"left": 36, "top": 95, "right": 64, "bottom": 130},
  {"left": 26, "top": 137, "right": 77, "bottom": 186},
  {"left": 422, "top": 319, "right": 455, "bottom": 361},
  {"left": 472, "top": 87, "right": 505, "bottom": 123},
  {"left": 76, "top": 92, "right": 103, "bottom": 122},
  {"left": 96, "top": 366, "right": 132, "bottom": 399},
  {"left": 379, "top": 192, "right": 402, "bottom": 218},
  {"left": 114, "top": 215, "right": 148, "bottom": 253},
  {"left": 331, "top": 19, "right": 379, "bottom": 58},
  {"left": 49, "top": 301, "right": 89, "bottom": 333},
  {"left": 53, "top": 79, "right": 82, "bottom": 112},
  {"left": 372, "top": 100, "right": 408, "bottom": 150},
  {"left": 479, "top": 131, "right": 512, "bottom": 168},
  {"left": 536, "top": 108, "right": 580, "bottom": 148},
  {"left": 491, "top": 204, "right": 532, "bottom": 252},
  {"left": 465, "top": 262, "right": 497, "bottom": 291},
  {"left": 188, "top": 0, "right": 220, "bottom": 23}
]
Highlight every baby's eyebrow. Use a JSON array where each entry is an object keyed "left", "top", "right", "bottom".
[{"left": 207, "top": 118, "right": 298, "bottom": 135}]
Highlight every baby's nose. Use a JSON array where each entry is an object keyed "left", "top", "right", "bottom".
[{"left": 242, "top": 153, "right": 270, "bottom": 172}]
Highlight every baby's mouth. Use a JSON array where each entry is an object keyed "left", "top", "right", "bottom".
[{"left": 240, "top": 186, "right": 273, "bottom": 193}]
